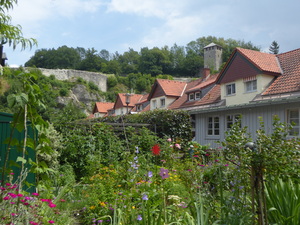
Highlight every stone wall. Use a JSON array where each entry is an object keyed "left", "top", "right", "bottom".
[{"left": 38, "top": 68, "right": 107, "bottom": 92}]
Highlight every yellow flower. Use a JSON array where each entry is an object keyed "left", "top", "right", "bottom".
[
  {"left": 132, "top": 206, "right": 135, "bottom": 209},
  {"left": 99, "top": 201, "right": 106, "bottom": 207},
  {"left": 90, "top": 205, "right": 96, "bottom": 210}
]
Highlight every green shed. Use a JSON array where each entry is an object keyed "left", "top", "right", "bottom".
[{"left": 0, "top": 112, "right": 36, "bottom": 192}]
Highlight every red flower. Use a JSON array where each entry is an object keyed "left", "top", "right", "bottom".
[{"left": 151, "top": 144, "right": 161, "bottom": 155}]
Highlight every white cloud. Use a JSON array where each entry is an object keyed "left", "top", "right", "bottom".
[
  {"left": 107, "top": 0, "right": 185, "bottom": 19},
  {"left": 10, "top": 0, "right": 104, "bottom": 25}
]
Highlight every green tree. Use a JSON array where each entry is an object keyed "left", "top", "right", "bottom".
[
  {"left": 139, "top": 47, "right": 171, "bottom": 76},
  {"left": 77, "top": 48, "right": 103, "bottom": 72},
  {"left": 0, "top": 0, "right": 37, "bottom": 66},
  {"left": 269, "top": 41, "right": 280, "bottom": 54}
]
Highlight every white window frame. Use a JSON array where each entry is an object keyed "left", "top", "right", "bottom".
[
  {"left": 160, "top": 98, "right": 165, "bottom": 108},
  {"left": 245, "top": 80, "right": 257, "bottom": 93},
  {"left": 287, "top": 109, "right": 300, "bottom": 136},
  {"left": 207, "top": 116, "right": 220, "bottom": 136},
  {"left": 226, "top": 114, "right": 241, "bottom": 130},
  {"left": 226, "top": 83, "right": 236, "bottom": 96},
  {"left": 152, "top": 100, "right": 157, "bottom": 109},
  {"left": 195, "top": 91, "right": 201, "bottom": 100},
  {"left": 189, "top": 93, "right": 195, "bottom": 101}
]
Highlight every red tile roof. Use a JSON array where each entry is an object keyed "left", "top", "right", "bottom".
[
  {"left": 236, "top": 48, "right": 281, "bottom": 74},
  {"left": 263, "top": 48, "right": 300, "bottom": 95},
  {"left": 93, "top": 102, "right": 114, "bottom": 113},
  {"left": 148, "top": 79, "right": 187, "bottom": 100},
  {"left": 116, "top": 93, "right": 144, "bottom": 107},
  {"left": 187, "top": 74, "right": 218, "bottom": 93}
]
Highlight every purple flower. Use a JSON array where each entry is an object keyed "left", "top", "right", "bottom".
[
  {"left": 142, "top": 194, "right": 148, "bottom": 200},
  {"left": 137, "top": 215, "right": 142, "bottom": 221},
  {"left": 159, "top": 168, "right": 169, "bottom": 179},
  {"left": 147, "top": 171, "right": 153, "bottom": 178}
]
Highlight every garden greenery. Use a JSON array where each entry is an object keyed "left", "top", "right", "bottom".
[{"left": 1, "top": 70, "right": 300, "bottom": 224}]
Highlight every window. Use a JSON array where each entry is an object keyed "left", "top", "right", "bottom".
[
  {"left": 288, "top": 109, "right": 300, "bottom": 136},
  {"left": 160, "top": 98, "right": 165, "bottom": 107},
  {"left": 152, "top": 100, "right": 157, "bottom": 109},
  {"left": 195, "top": 92, "right": 201, "bottom": 100},
  {"left": 226, "top": 83, "right": 236, "bottom": 96},
  {"left": 137, "top": 104, "right": 142, "bottom": 112},
  {"left": 226, "top": 114, "right": 241, "bottom": 130},
  {"left": 189, "top": 93, "right": 195, "bottom": 101},
  {"left": 245, "top": 80, "right": 257, "bottom": 92},
  {"left": 208, "top": 116, "right": 220, "bottom": 136}
]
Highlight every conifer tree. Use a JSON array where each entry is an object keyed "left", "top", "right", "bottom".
[{"left": 269, "top": 41, "right": 280, "bottom": 54}]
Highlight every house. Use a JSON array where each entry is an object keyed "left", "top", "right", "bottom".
[
  {"left": 113, "top": 93, "right": 145, "bottom": 115},
  {"left": 147, "top": 79, "right": 187, "bottom": 110},
  {"left": 92, "top": 102, "right": 114, "bottom": 118},
  {"left": 179, "top": 47, "right": 300, "bottom": 148}
]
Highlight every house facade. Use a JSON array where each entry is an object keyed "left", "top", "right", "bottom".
[{"left": 181, "top": 47, "right": 300, "bottom": 148}]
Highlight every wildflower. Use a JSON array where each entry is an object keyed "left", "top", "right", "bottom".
[
  {"left": 90, "top": 205, "right": 96, "bottom": 210},
  {"left": 135, "top": 146, "right": 139, "bottom": 153},
  {"left": 151, "top": 144, "right": 161, "bottom": 155},
  {"left": 97, "top": 220, "right": 103, "bottom": 223},
  {"left": 137, "top": 215, "right": 142, "bottom": 221},
  {"left": 159, "top": 168, "right": 169, "bottom": 179},
  {"left": 175, "top": 143, "right": 181, "bottom": 149},
  {"left": 48, "top": 202, "right": 57, "bottom": 208},
  {"left": 48, "top": 220, "right": 55, "bottom": 224},
  {"left": 167, "top": 138, "right": 172, "bottom": 142},
  {"left": 147, "top": 171, "right": 153, "bottom": 178},
  {"left": 142, "top": 194, "right": 148, "bottom": 200},
  {"left": 225, "top": 164, "right": 229, "bottom": 167},
  {"left": 32, "top": 193, "right": 39, "bottom": 196},
  {"left": 8, "top": 193, "right": 17, "bottom": 198},
  {"left": 3, "top": 196, "right": 10, "bottom": 200}
]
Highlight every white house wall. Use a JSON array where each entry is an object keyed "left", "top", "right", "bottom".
[
  {"left": 194, "top": 102, "right": 299, "bottom": 149},
  {"left": 221, "top": 74, "right": 274, "bottom": 106}
]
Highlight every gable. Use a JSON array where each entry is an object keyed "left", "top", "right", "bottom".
[{"left": 218, "top": 52, "right": 261, "bottom": 84}]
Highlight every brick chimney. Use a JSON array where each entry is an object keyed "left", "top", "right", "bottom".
[{"left": 203, "top": 68, "right": 210, "bottom": 79}]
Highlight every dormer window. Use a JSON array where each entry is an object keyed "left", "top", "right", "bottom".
[
  {"left": 195, "top": 91, "right": 201, "bottom": 100},
  {"left": 189, "top": 91, "right": 202, "bottom": 101},
  {"left": 189, "top": 93, "right": 195, "bottom": 101},
  {"left": 136, "top": 104, "right": 142, "bottom": 112}
]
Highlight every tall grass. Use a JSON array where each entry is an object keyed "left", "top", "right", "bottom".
[{"left": 265, "top": 178, "right": 300, "bottom": 225}]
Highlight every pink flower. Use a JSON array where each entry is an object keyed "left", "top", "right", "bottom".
[
  {"left": 5, "top": 183, "right": 11, "bottom": 186},
  {"left": 32, "top": 193, "right": 39, "bottom": 196},
  {"left": 48, "top": 203, "right": 56, "bottom": 208},
  {"left": 175, "top": 143, "right": 181, "bottom": 149},
  {"left": 9, "top": 193, "right": 17, "bottom": 198},
  {"left": 167, "top": 138, "right": 172, "bottom": 142},
  {"left": 3, "top": 196, "right": 10, "bottom": 200},
  {"left": 48, "top": 220, "right": 55, "bottom": 224},
  {"left": 225, "top": 164, "right": 229, "bottom": 167}
]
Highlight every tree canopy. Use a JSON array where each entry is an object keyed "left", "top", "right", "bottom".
[{"left": 25, "top": 36, "right": 260, "bottom": 77}]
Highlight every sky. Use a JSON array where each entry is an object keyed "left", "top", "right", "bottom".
[{"left": 3, "top": 0, "right": 300, "bottom": 67}]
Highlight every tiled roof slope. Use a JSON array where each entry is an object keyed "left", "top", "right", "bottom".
[
  {"left": 263, "top": 48, "right": 300, "bottom": 95},
  {"left": 236, "top": 48, "right": 281, "bottom": 74},
  {"left": 93, "top": 102, "right": 114, "bottom": 113},
  {"left": 116, "top": 93, "right": 144, "bottom": 108},
  {"left": 169, "top": 74, "right": 220, "bottom": 109},
  {"left": 168, "top": 78, "right": 203, "bottom": 109},
  {"left": 155, "top": 79, "right": 187, "bottom": 97}
]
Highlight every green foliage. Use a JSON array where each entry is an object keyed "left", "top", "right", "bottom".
[
  {"left": 100, "top": 109, "right": 193, "bottom": 147},
  {"left": 265, "top": 178, "right": 300, "bottom": 225},
  {"left": 24, "top": 36, "right": 260, "bottom": 77}
]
